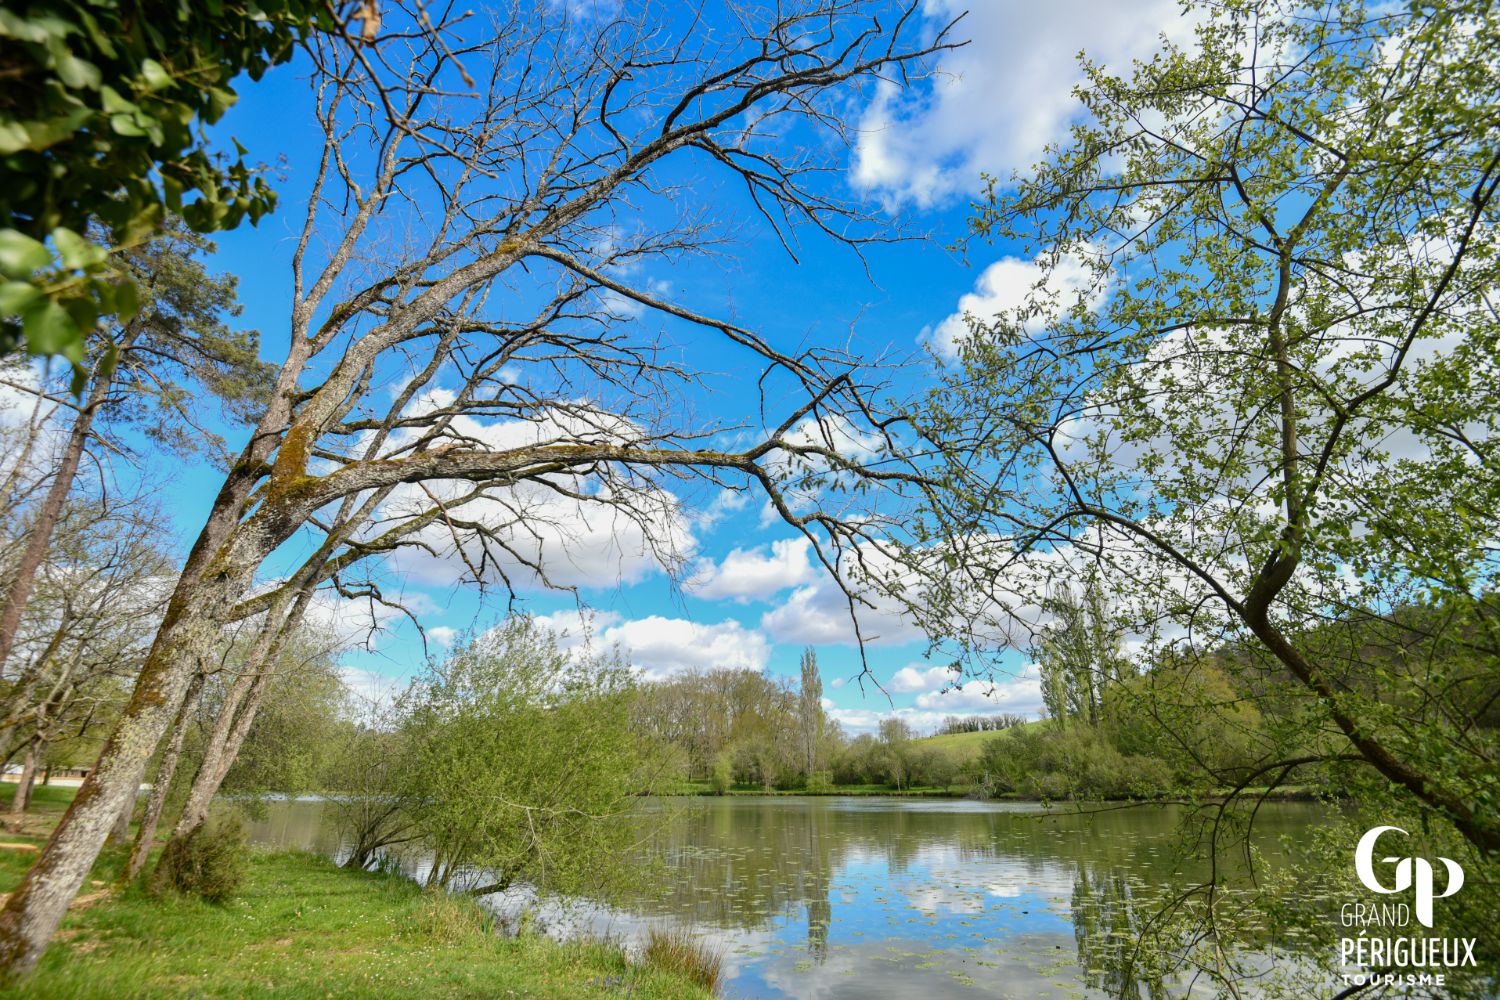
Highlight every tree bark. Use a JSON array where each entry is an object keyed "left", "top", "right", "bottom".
[
  {"left": 0, "top": 541, "right": 264, "bottom": 980},
  {"left": 125, "top": 673, "right": 203, "bottom": 883},
  {"left": 159, "top": 590, "right": 309, "bottom": 864},
  {"left": 107, "top": 781, "right": 138, "bottom": 846},
  {"left": 6, "top": 743, "right": 40, "bottom": 824},
  {"left": 0, "top": 312, "right": 309, "bottom": 979},
  {"left": 0, "top": 367, "right": 112, "bottom": 675}
]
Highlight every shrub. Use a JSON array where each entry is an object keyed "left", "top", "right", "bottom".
[
  {"left": 641, "top": 926, "right": 722, "bottom": 993},
  {"left": 154, "top": 820, "right": 248, "bottom": 902},
  {"left": 978, "top": 725, "right": 1172, "bottom": 800},
  {"left": 804, "top": 770, "right": 834, "bottom": 794},
  {"left": 1104, "top": 661, "right": 1266, "bottom": 783},
  {"left": 709, "top": 753, "right": 733, "bottom": 795}
]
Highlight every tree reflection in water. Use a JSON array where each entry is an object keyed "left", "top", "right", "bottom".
[{"left": 241, "top": 796, "right": 1329, "bottom": 998}]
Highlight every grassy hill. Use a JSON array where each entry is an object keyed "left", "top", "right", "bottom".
[{"left": 912, "top": 721, "right": 1045, "bottom": 767}]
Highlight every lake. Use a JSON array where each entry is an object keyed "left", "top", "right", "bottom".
[{"left": 243, "top": 795, "right": 1326, "bottom": 998}]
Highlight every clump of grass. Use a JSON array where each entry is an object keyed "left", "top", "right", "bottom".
[
  {"left": 404, "top": 890, "right": 493, "bottom": 944},
  {"left": 153, "top": 820, "right": 247, "bottom": 902},
  {"left": 641, "top": 926, "right": 722, "bottom": 993}
]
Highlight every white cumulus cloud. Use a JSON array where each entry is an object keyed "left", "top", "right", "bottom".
[
  {"left": 686, "top": 537, "right": 816, "bottom": 602},
  {"left": 888, "top": 663, "right": 958, "bottom": 693},
  {"left": 853, "top": 0, "right": 1192, "bottom": 207},
  {"left": 923, "top": 250, "right": 1105, "bottom": 361},
  {"left": 532, "top": 609, "right": 770, "bottom": 682}
]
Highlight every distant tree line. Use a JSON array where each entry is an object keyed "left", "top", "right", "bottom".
[{"left": 935, "top": 714, "right": 1027, "bottom": 736}]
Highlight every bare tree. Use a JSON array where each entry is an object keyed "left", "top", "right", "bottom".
[{"left": 0, "top": 1, "right": 957, "bottom": 977}]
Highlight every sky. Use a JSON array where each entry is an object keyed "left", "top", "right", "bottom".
[{"left": 139, "top": 1, "right": 1193, "bottom": 735}]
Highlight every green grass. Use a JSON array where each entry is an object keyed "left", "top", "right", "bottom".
[
  {"left": 911, "top": 729, "right": 1001, "bottom": 763},
  {"left": 1, "top": 780, "right": 79, "bottom": 817},
  {"left": 912, "top": 722, "right": 1044, "bottom": 765},
  {"left": 641, "top": 926, "right": 723, "bottom": 993},
  {"left": 0, "top": 787, "right": 711, "bottom": 999}
]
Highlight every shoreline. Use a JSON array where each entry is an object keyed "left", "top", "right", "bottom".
[{"left": 0, "top": 787, "right": 713, "bottom": 999}]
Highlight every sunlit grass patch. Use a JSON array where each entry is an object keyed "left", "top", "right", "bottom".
[
  {"left": 3, "top": 848, "right": 713, "bottom": 999},
  {"left": 641, "top": 925, "right": 723, "bottom": 993}
]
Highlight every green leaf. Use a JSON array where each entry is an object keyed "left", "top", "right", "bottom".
[
  {"left": 0, "top": 281, "right": 43, "bottom": 317},
  {"left": 20, "top": 298, "right": 80, "bottom": 356},
  {"left": 0, "top": 120, "right": 31, "bottom": 154},
  {"left": 0, "top": 230, "right": 52, "bottom": 277},
  {"left": 139, "top": 58, "right": 171, "bottom": 91},
  {"left": 52, "top": 227, "right": 107, "bottom": 270},
  {"left": 99, "top": 85, "right": 137, "bottom": 115},
  {"left": 53, "top": 53, "right": 101, "bottom": 90},
  {"left": 205, "top": 86, "right": 236, "bottom": 121},
  {"left": 62, "top": 293, "right": 98, "bottom": 333},
  {"left": 99, "top": 275, "right": 141, "bottom": 321},
  {"left": 109, "top": 112, "right": 146, "bottom": 137}
]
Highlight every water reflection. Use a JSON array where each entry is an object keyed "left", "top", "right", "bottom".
[{"left": 240, "top": 796, "right": 1324, "bottom": 999}]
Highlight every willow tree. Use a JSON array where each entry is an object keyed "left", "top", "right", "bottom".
[
  {"left": 0, "top": 0, "right": 953, "bottom": 978},
  {"left": 919, "top": 0, "right": 1499, "bottom": 977}
]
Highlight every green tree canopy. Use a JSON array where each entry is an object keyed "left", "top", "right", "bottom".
[
  {"left": 0, "top": 0, "right": 327, "bottom": 381},
  {"left": 922, "top": 0, "right": 1500, "bottom": 853}
]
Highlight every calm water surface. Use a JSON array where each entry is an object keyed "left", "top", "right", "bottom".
[{"left": 243, "top": 796, "right": 1324, "bottom": 999}]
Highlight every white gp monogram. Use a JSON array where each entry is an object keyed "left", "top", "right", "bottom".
[{"left": 1355, "top": 826, "right": 1464, "bottom": 928}]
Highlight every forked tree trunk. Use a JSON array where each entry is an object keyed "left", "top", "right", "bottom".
[
  {"left": 126, "top": 673, "right": 203, "bottom": 882},
  {"left": 0, "top": 243, "right": 306, "bottom": 979},
  {"left": 107, "top": 782, "right": 139, "bottom": 846}
]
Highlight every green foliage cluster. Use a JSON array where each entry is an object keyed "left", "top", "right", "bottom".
[
  {"left": 632, "top": 658, "right": 844, "bottom": 791},
  {"left": 402, "top": 618, "right": 653, "bottom": 899},
  {"left": 216, "top": 633, "right": 347, "bottom": 799},
  {"left": 328, "top": 616, "right": 660, "bottom": 902},
  {"left": 708, "top": 752, "right": 733, "bottom": 796},
  {"left": 830, "top": 727, "right": 961, "bottom": 791},
  {"left": 976, "top": 724, "right": 1173, "bottom": 800},
  {"left": 0, "top": 0, "right": 324, "bottom": 380}
]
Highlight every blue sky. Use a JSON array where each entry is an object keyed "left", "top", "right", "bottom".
[{"left": 140, "top": 0, "right": 1192, "bottom": 734}]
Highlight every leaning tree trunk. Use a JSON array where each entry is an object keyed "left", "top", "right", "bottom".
[
  {"left": 107, "top": 781, "right": 139, "bottom": 847},
  {"left": 0, "top": 519, "right": 273, "bottom": 980},
  {"left": 125, "top": 673, "right": 203, "bottom": 882},
  {"left": 0, "top": 365, "right": 113, "bottom": 675},
  {"left": 159, "top": 589, "right": 310, "bottom": 867},
  {"left": 0, "top": 256, "right": 307, "bottom": 979},
  {"left": 6, "top": 742, "right": 41, "bottom": 824}
]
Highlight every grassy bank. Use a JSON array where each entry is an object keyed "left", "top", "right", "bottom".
[
  {"left": 0, "top": 788, "right": 712, "bottom": 999},
  {"left": 659, "top": 780, "right": 965, "bottom": 797}
]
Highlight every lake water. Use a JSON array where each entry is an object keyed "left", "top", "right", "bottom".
[{"left": 243, "top": 795, "right": 1326, "bottom": 998}]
